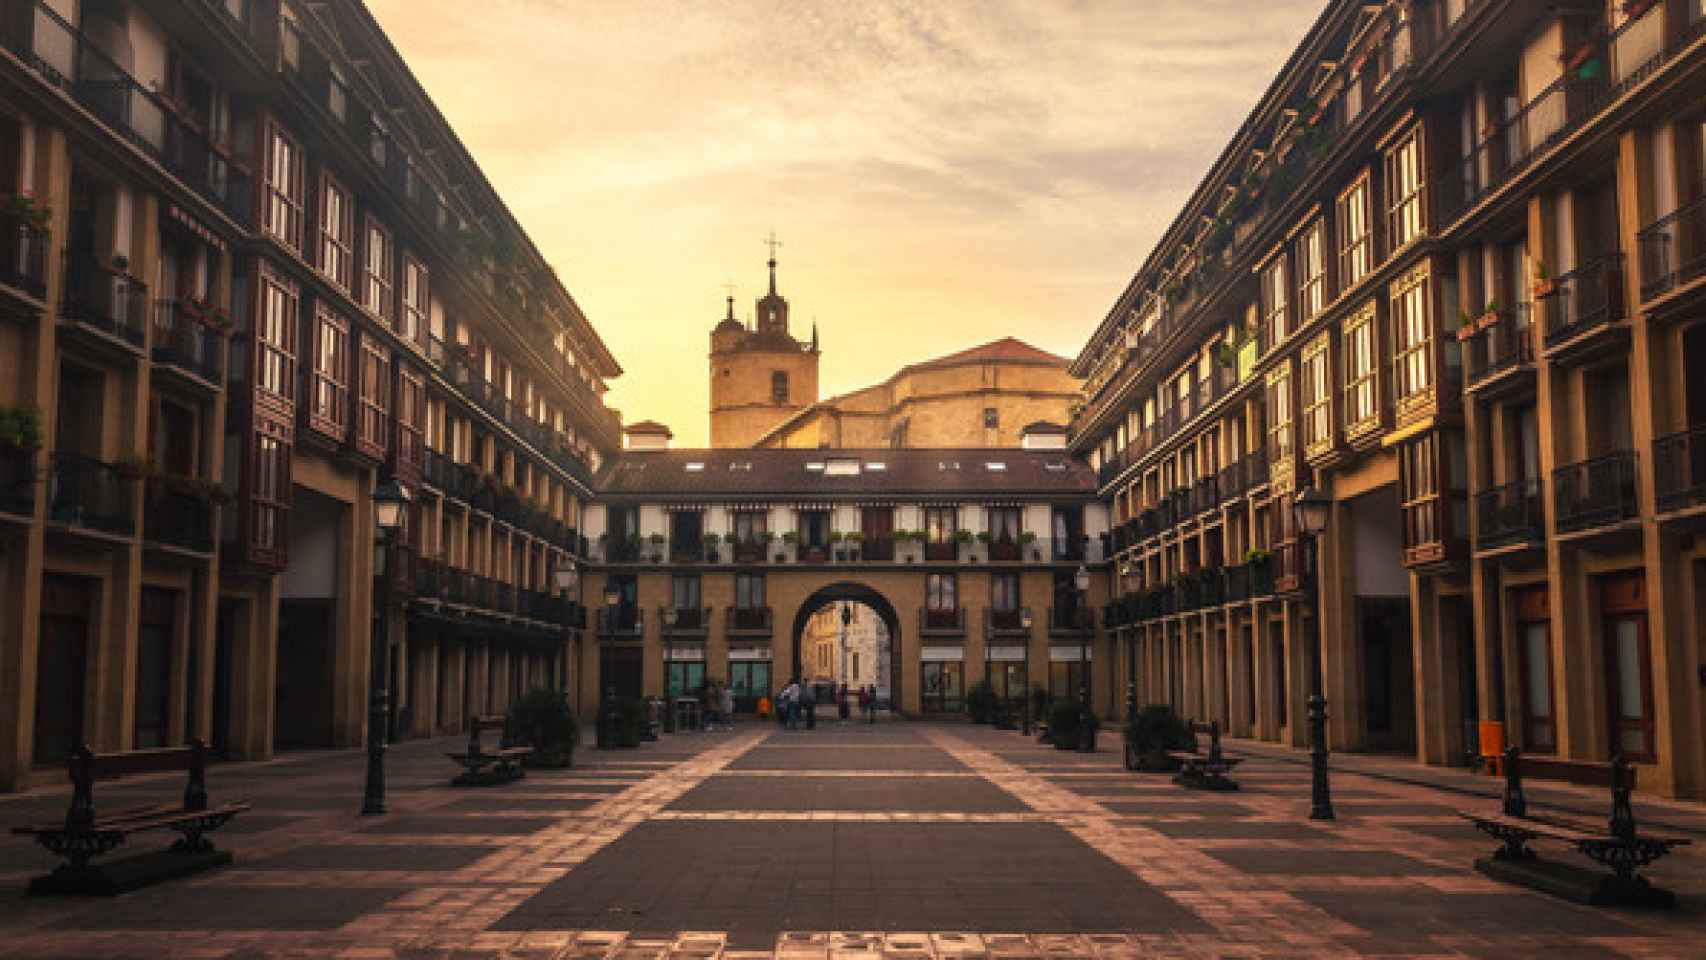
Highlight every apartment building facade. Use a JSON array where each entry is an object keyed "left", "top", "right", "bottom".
[
  {"left": 1071, "top": 0, "right": 1706, "bottom": 797},
  {"left": 579, "top": 440, "right": 1113, "bottom": 719},
  {"left": 0, "top": 0, "right": 620, "bottom": 790}
]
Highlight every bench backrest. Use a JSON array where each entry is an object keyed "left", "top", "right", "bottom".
[
  {"left": 66, "top": 740, "right": 209, "bottom": 829},
  {"left": 1501, "top": 746, "right": 1636, "bottom": 839},
  {"left": 469, "top": 715, "right": 505, "bottom": 733},
  {"left": 1188, "top": 719, "right": 1224, "bottom": 761}
]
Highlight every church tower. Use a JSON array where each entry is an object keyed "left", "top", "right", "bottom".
[{"left": 708, "top": 239, "right": 820, "bottom": 448}]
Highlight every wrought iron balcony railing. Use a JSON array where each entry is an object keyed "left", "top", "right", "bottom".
[
  {"left": 48, "top": 451, "right": 132, "bottom": 535},
  {"left": 1541, "top": 253, "right": 1626, "bottom": 348},
  {"left": 1553, "top": 450, "right": 1638, "bottom": 533},
  {"left": 0, "top": 213, "right": 48, "bottom": 300},
  {"left": 1475, "top": 477, "right": 1544, "bottom": 550},
  {"left": 150, "top": 299, "right": 224, "bottom": 383},
  {"left": 1637, "top": 195, "right": 1706, "bottom": 301},
  {"left": 1654, "top": 425, "right": 1706, "bottom": 515}
]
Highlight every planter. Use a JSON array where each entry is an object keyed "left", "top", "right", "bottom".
[
  {"left": 1531, "top": 279, "right": 1555, "bottom": 299},
  {"left": 1476, "top": 310, "right": 1502, "bottom": 332},
  {"left": 1124, "top": 744, "right": 1181, "bottom": 772},
  {"left": 1455, "top": 323, "right": 1478, "bottom": 342}
]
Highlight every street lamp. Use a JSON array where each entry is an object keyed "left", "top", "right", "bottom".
[
  {"left": 1074, "top": 563, "right": 1093, "bottom": 753},
  {"left": 662, "top": 605, "right": 678, "bottom": 732},
  {"left": 363, "top": 474, "right": 412, "bottom": 816},
  {"left": 840, "top": 601, "right": 852, "bottom": 689},
  {"left": 553, "top": 563, "right": 578, "bottom": 697},
  {"left": 1292, "top": 485, "right": 1334, "bottom": 821}
]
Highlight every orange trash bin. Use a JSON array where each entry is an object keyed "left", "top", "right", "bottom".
[{"left": 1478, "top": 720, "right": 1505, "bottom": 775}]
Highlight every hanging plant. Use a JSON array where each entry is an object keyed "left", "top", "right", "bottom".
[{"left": 0, "top": 406, "right": 44, "bottom": 449}]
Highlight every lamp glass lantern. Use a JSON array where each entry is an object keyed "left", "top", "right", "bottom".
[
  {"left": 1293, "top": 487, "right": 1332, "bottom": 538},
  {"left": 553, "top": 564, "right": 578, "bottom": 595},
  {"left": 373, "top": 476, "right": 412, "bottom": 534},
  {"left": 604, "top": 589, "right": 621, "bottom": 608},
  {"left": 1073, "top": 564, "right": 1091, "bottom": 594}
]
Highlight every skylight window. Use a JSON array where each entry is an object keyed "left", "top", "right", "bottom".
[
  {"left": 865, "top": 462, "right": 887, "bottom": 471},
  {"left": 1044, "top": 462, "right": 1068, "bottom": 472},
  {"left": 938, "top": 461, "right": 961, "bottom": 471},
  {"left": 684, "top": 462, "right": 705, "bottom": 472},
  {"left": 805, "top": 462, "right": 826, "bottom": 472},
  {"left": 729, "top": 461, "right": 753, "bottom": 472},
  {"left": 985, "top": 462, "right": 1007, "bottom": 472},
  {"left": 825, "top": 458, "right": 861, "bottom": 476}
]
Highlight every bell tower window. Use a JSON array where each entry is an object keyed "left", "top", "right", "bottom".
[{"left": 772, "top": 370, "right": 789, "bottom": 404}]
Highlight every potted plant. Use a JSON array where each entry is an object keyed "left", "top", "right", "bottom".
[
  {"left": 846, "top": 530, "right": 864, "bottom": 561},
  {"left": 507, "top": 688, "right": 579, "bottom": 768},
  {"left": 702, "top": 531, "right": 721, "bottom": 563},
  {"left": 1456, "top": 307, "right": 1479, "bottom": 341},
  {"left": 829, "top": 529, "right": 845, "bottom": 561},
  {"left": 0, "top": 191, "right": 51, "bottom": 229},
  {"left": 111, "top": 252, "right": 130, "bottom": 274},
  {"left": 647, "top": 532, "right": 665, "bottom": 562},
  {"left": 1531, "top": 261, "right": 1554, "bottom": 299},
  {"left": 1123, "top": 704, "right": 1194, "bottom": 771},
  {"left": 0, "top": 405, "right": 43, "bottom": 451},
  {"left": 1019, "top": 530, "right": 1040, "bottom": 560}
]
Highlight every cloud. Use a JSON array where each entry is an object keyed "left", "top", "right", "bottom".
[{"left": 367, "top": 0, "right": 1321, "bottom": 445}]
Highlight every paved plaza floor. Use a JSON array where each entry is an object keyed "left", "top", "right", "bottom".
[{"left": 1, "top": 722, "right": 1703, "bottom": 958}]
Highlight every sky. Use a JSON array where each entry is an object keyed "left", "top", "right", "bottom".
[{"left": 366, "top": 0, "right": 1324, "bottom": 447}]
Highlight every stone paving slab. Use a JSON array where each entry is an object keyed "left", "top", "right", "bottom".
[
  {"left": 0, "top": 723, "right": 1701, "bottom": 958},
  {"left": 669, "top": 776, "right": 1024, "bottom": 813}
]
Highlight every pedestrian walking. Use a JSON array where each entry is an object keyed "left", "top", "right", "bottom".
[
  {"left": 802, "top": 680, "right": 817, "bottom": 729},
  {"left": 865, "top": 684, "right": 877, "bottom": 723},
  {"left": 837, "top": 682, "right": 850, "bottom": 723},
  {"left": 721, "top": 683, "right": 735, "bottom": 731},
  {"left": 780, "top": 679, "right": 801, "bottom": 730}
]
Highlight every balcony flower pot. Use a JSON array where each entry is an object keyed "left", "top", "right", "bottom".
[
  {"left": 775, "top": 553, "right": 786, "bottom": 563},
  {"left": 1531, "top": 278, "right": 1555, "bottom": 299}
]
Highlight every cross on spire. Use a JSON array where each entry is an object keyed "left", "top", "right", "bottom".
[{"left": 763, "top": 231, "right": 782, "bottom": 296}]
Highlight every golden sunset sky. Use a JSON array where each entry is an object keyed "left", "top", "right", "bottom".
[{"left": 366, "top": 0, "right": 1322, "bottom": 447}]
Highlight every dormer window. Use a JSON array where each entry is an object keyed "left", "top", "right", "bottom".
[
  {"left": 825, "top": 459, "right": 860, "bottom": 476},
  {"left": 772, "top": 370, "right": 789, "bottom": 404}
]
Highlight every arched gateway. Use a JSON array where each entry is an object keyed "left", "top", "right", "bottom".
[{"left": 789, "top": 582, "right": 902, "bottom": 711}]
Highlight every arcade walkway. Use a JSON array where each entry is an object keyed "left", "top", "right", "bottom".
[{"left": 0, "top": 723, "right": 1701, "bottom": 957}]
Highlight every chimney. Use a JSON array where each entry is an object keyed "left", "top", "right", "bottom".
[
  {"left": 1019, "top": 421, "right": 1068, "bottom": 451},
  {"left": 622, "top": 420, "right": 673, "bottom": 451}
]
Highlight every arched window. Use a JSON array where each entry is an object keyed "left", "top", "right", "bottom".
[{"left": 772, "top": 370, "right": 789, "bottom": 404}]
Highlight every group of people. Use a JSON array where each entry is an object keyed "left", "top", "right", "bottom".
[
  {"left": 765, "top": 680, "right": 881, "bottom": 729},
  {"left": 695, "top": 680, "right": 735, "bottom": 731}
]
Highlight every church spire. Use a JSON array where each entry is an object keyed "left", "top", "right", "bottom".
[
  {"left": 811, "top": 320, "right": 819, "bottom": 352},
  {"left": 763, "top": 230, "right": 782, "bottom": 296}
]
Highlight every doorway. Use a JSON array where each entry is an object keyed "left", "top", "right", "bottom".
[
  {"left": 35, "top": 575, "right": 94, "bottom": 765},
  {"left": 789, "top": 582, "right": 902, "bottom": 713},
  {"left": 1361, "top": 597, "right": 1416, "bottom": 753},
  {"left": 274, "top": 598, "right": 336, "bottom": 749}
]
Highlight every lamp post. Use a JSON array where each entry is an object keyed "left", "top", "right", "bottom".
[
  {"left": 1293, "top": 486, "right": 1333, "bottom": 820},
  {"left": 1016, "top": 608, "right": 1033, "bottom": 729},
  {"left": 1074, "top": 563, "right": 1094, "bottom": 753},
  {"left": 552, "top": 563, "right": 578, "bottom": 700},
  {"left": 362, "top": 475, "right": 411, "bottom": 816},
  {"left": 662, "top": 605, "right": 677, "bottom": 732}
]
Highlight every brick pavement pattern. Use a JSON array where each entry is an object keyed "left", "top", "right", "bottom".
[{"left": 0, "top": 722, "right": 1702, "bottom": 958}]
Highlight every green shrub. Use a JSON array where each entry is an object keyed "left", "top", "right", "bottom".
[
  {"left": 617, "top": 698, "right": 647, "bottom": 747},
  {"left": 506, "top": 688, "right": 578, "bottom": 767},
  {"left": 1048, "top": 700, "right": 1099, "bottom": 749},
  {"left": 965, "top": 680, "right": 997, "bottom": 723},
  {"left": 1124, "top": 703, "right": 1195, "bottom": 758}
]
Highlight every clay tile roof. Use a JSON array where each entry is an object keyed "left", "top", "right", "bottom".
[
  {"left": 905, "top": 337, "right": 1072, "bottom": 372},
  {"left": 595, "top": 448, "right": 1094, "bottom": 499}
]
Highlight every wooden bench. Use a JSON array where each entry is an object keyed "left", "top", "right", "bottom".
[
  {"left": 1167, "top": 720, "right": 1242, "bottom": 791},
  {"left": 1459, "top": 746, "right": 1691, "bottom": 906},
  {"left": 448, "top": 715, "right": 532, "bottom": 786},
  {"left": 10, "top": 739, "right": 248, "bottom": 895}
]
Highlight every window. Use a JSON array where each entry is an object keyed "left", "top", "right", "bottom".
[
  {"left": 796, "top": 510, "right": 830, "bottom": 551},
  {"left": 1337, "top": 175, "right": 1372, "bottom": 289},
  {"left": 986, "top": 506, "right": 1022, "bottom": 542},
  {"left": 924, "top": 506, "right": 957, "bottom": 561},
  {"left": 1295, "top": 219, "right": 1326, "bottom": 320},
  {"left": 926, "top": 573, "right": 958, "bottom": 611},
  {"left": 1261, "top": 255, "right": 1288, "bottom": 346},
  {"left": 1391, "top": 267, "right": 1433, "bottom": 405},
  {"left": 309, "top": 305, "right": 348, "bottom": 436},
  {"left": 251, "top": 431, "right": 289, "bottom": 554},
  {"left": 1049, "top": 659, "right": 1087, "bottom": 701},
  {"left": 735, "top": 572, "right": 765, "bottom": 609},
  {"left": 357, "top": 340, "right": 390, "bottom": 453},
  {"left": 920, "top": 660, "right": 963, "bottom": 713},
  {"left": 401, "top": 255, "right": 428, "bottom": 346},
  {"left": 1386, "top": 129, "right": 1425, "bottom": 250},
  {"left": 771, "top": 370, "right": 789, "bottom": 404},
  {"left": 263, "top": 123, "right": 303, "bottom": 250},
  {"left": 396, "top": 366, "right": 424, "bottom": 469},
  {"left": 983, "top": 407, "right": 998, "bottom": 428},
  {"left": 317, "top": 174, "right": 352, "bottom": 289},
  {"left": 256, "top": 266, "right": 297, "bottom": 403},
  {"left": 1513, "top": 587, "right": 1555, "bottom": 753},
  {"left": 1604, "top": 611, "right": 1655, "bottom": 762},
  {"left": 1301, "top": 335, "right": 1332, "bottom": 451},
  {"left": 1398, "top": 433, "right": 1441, "bottom": 553},
  {"left": 732, "top": 510, "right": 767, "bottom": 546},
  {"left": 671, "top": 574, "right": 701, "bottom": 613},
  {"left": 991, "top": 573, "right": 1020, "bottom": 611},
  {"left": 1266, "top": 365, "right": 1293, "bottom": 462},
  {"left": 363, "top": 217, "right": 394, "bottom": 322},
  {"left": 1343, "top": 307, "right": 1378, "bottom": 428}
]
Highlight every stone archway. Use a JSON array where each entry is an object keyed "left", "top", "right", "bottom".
[{"left": 789, "top": 581, "right": 903, "bottom": 714}]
